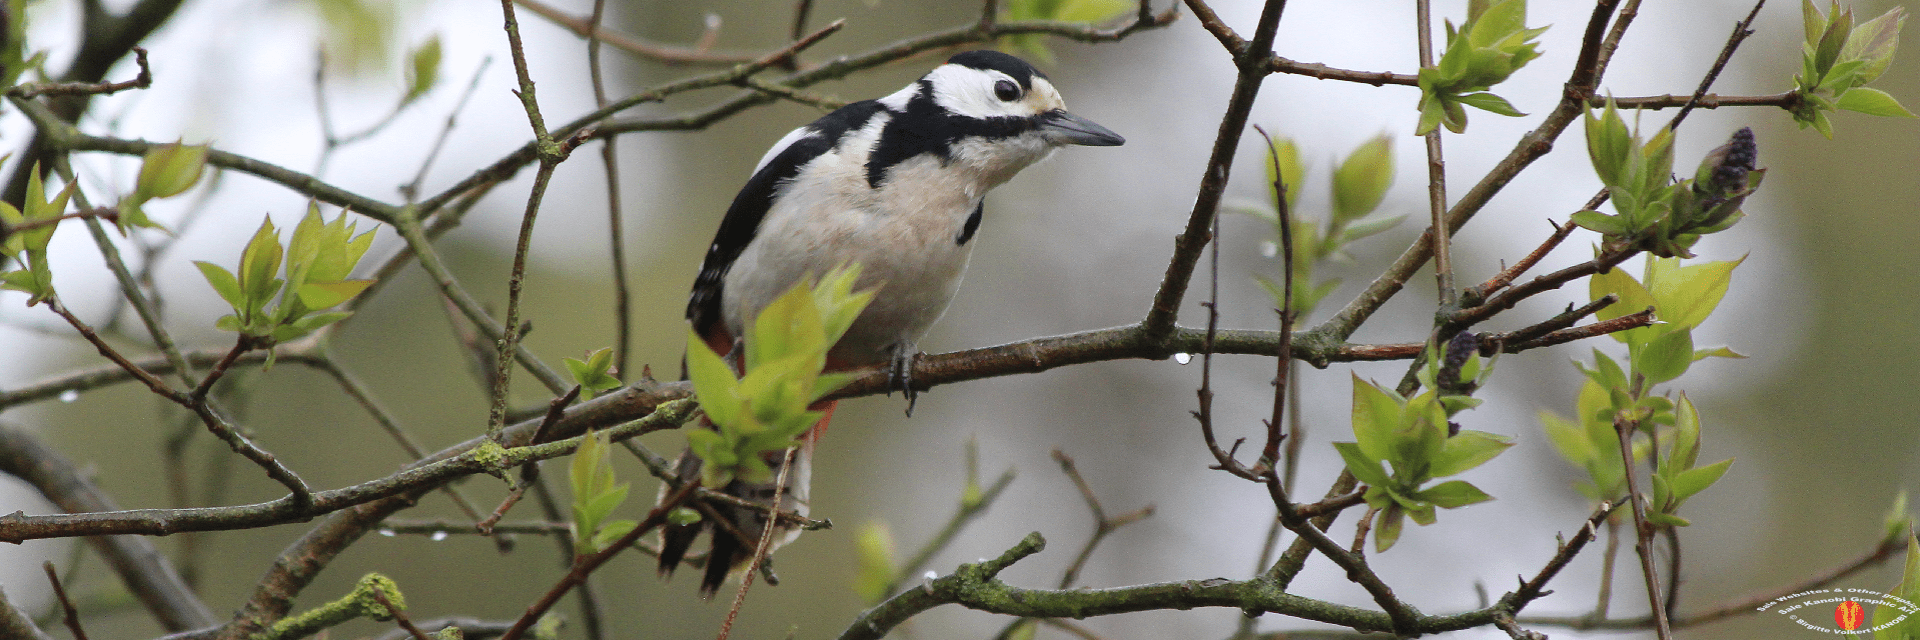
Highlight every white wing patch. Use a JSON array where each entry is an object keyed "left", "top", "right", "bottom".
[{"left": 755, "top": 127, "right": 818, "bottom": 174}]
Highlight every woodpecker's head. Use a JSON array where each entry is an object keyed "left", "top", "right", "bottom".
[
  {"left": 923, "top": 50, "right": 1125, "bottom": 147},
  {"left": 866, "top": 50, "right": 1123, "bottom": 188}
]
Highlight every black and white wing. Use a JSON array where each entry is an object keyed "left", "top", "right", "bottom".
[{"left": 686, "top": 100, "right": 888, "bottom": 338}]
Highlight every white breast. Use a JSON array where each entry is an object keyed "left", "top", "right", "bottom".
[{"left": 721, "top": 116, "right": 1059, "bottom": 367}]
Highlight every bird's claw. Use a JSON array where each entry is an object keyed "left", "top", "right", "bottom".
[{"left": 887, "top": 347, "right": 921, "bottom": 417}]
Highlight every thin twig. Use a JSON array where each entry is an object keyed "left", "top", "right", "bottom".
[
  {"left": 1614, "top": 415, "right": 1674, "bottom": 639},
  {"left": 1257, "top": 125, "right": 1293, "bottom": 475},
  {"left": 1525, "top": 528, "right": 1911, "bottom": 630},
  {"left": 1268, "top": 480, "right": 1421, "bottom": 634},
  {"left": 1267, "top": 56, "right": 1416, "bottom": 85},
  {"left": 716, "top": 446, "right": 799, "bottom": 640},
  {"left": 44, "top": 561, "right": 90, "bottom": 640},
  {"left": 790, "top": 0, "right": 816, "bottom": 42},
  {"left": 1312, "top": 0, "right": 1628, "bottom": 341},
  {"left": 488, "top": 0, "right": 569, "bottom": 441},
  {"left": 399, "top": 56, "right": 493, "bottom": 203},
  {"left": 1192, "top": 120, "right": 1256, "bottom": 479},
  {"left": 377, "top": 519, "right": 571, "bottom": 536},
  {"left": 1184, "top": 0, "right": 1246, "bottom": 52},
  {"left": 880, "top": 466, "right": 1018, "bottom": 598},
  {"left": 1415, "top": 0, "right": 1455, "bottom": 308},
  {"left": 510, "top": 0, "right": 759, "bottom": 66},
  {"left": 1466, "top": 220, "right": 1575, "bottom": 303},
  {"left": 1503, "top": 501, "right": 1620, "bottom": 610},
  {"left": 0, "top": 206, "right": 118, "bottom": 239},
  {"left": 583, "top": 0, "right": 632, "bottom": 385},
  {"left": 42, "top": 297, "right": 315, "bottom": 509},
  {"left": 370, "top": 588, "right": 431, "bottom": 640},
  {"left": 1596, "top": 91, "right": 1795, "bottom": 111},
  {"left": 498, "top": 481, "right": 700, "bottom": 640},
  {"left": 1141, "top": 0, "right": 1289, "bottom": 345},
  {"left": 1051, "top": 450, "right": 1154, "bottom": 589},
  {"left": 8, "top": 47, "right": 151, "bottom": 99}
]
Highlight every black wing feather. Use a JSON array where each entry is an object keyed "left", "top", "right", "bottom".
[{"left": 687, "top": 100, "right": 888, "bottom": 336}]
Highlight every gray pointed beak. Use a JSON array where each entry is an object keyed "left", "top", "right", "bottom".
[{"left": 1041, "top": 110, "right": 1125, "bottom": 146}]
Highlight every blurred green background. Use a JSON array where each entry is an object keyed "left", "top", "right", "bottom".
[{"left": 0, "top": 1, "right": 1916, "bottom": 639}]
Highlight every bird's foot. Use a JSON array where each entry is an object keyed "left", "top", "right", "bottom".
[{"left": 887, "top": 347, "right": 922, "bottom": 417}]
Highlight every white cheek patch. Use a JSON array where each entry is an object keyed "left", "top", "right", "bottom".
[{"left": 927, "top": 65, "right": 1042, "bottom": 119}]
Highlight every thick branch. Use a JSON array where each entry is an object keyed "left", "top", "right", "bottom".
[
  {"left": 0, "top": 423, "right": 217, "bottom": 631},
  {"left": 0, "top": 400, "right": 694, "bottom": 542}
]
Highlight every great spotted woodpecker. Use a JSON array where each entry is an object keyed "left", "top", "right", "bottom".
[{"left": 661, "top": 50, "right": 1123, "bottom": 595}]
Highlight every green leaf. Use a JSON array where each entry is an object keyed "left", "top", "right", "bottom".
[
  {"left": 1646, "top": 257, "right": 1741, "bottom": 331},
  {"left": 1054, "top": 0, "right": 1131, "bottom": 23},
  {"left": 1429, "top": 430, "right": 1514, "bottom": 477},
  {"left": 288, "top": 311, "right": 351, "bottom": 333},
  {"left": 1803, "top": 0, "right": 1829, "bottom": 45},
  {"left": 238, "top": 217, "right": 284, "bottom": 314},
  {"left": 813, "top": 263, "right": 874, "bottom": 347},
  {"left": 852, "top": 520, "right": 897, "bottom": 603},
  {"left": 1416, "top": 98, "right": 1449, "bottom": 137},
  {"left": 1338, "top": 214, "right": 1408, "bottom": 245},
  {"left": 1837, "top": 87, "right": 1918, "bottom": 117},
  {"left": 1590, "top": 262, "right": 1656, "bottom": 342},
  {"left": 1263, "top": 134, "right": 1306, "bottom": 212},
  {"left": 1394, "top": 393, "right": 1449, "bottom": 480},
  {"left": 1350, "top": 374, "right": 1404, "bottom": 464},
  {"left": 1850, "top": 6, "right": 1906, "bottom": 84},
  {"left": 195, "top": 261, "right": 246, "bottom": 311},
  {"left": 1570, "top": 210, "right": 1627, "bottom": 236},
  {"left": 404, "top": 35, "right": 443, "bottom": 105},
  {"left": 1374, "top": 504, "right": 1405, "bottom": 553},
  {"left": 1633, "top": 328, "right": 1694, "bottom": 384},
  {"left": 1332, "top": 134, "right": 1394, "bottom": 223},
  {"left": 1403, "top": 502, "right": 1438, "bottom": 529},
  {"left": 565, "top": 348, "right": 624, "bottom": 394},
  {"left": 135, "top": 143, "right": 209, "bottom": 200},
  {"left": 1670, "top": 393, "right": 1703, "bottom": 469},
  {"left": 1688, "top": 347, "right": 1743, "bottom": 364},
  {"left": 1885, "top": 491, "right": 1913, "bottom": 542},
  {"left": 1541, "top": 410, "right": 1594, "bottom": 464},
  {"left": 1586, "top": 101, "right": 1633, "bottom": 188},
  {"left": 1671, "top": 458, "right": 1731, "bottom": 503},
  {"left": 1872, "top": 535, "right": 1920, "bottom": 639},
  {"left": 1416, "top": 480, "right": 1494, "bottom": 509},
  {"left": 1814, "top": 6, "right": 1854, "bottom": 75},
  {"left": 1468, "top": 0, "right": 1526, "bottom": 48},
  {"left": 1578, "top": 349, "right": 1631, "bottom": 401},
  {"left": 1646, "top": 512, "right": 1691, "bottom": 527},
  {"left": 685, "top": 329, "right": 742, "bottom": 429},
  {"left": 589, "top": 519, "right": 637, "bottom": 554},
  {"left": 285, "top": 206, "right": 326, "bottom": 289},
  {"left": 1455, "top": 91, "right": 1525, "bottom": 117},
  {"left": 1333, "top": 441, "right": 1393, "bottom": 487},
  {"left": 295, "top": 279, "right": 373, "bottom": 310}
]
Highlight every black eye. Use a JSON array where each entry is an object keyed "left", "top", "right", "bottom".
[{"left": 993, "top": 79, "right": 1020, "bottom": 102}]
